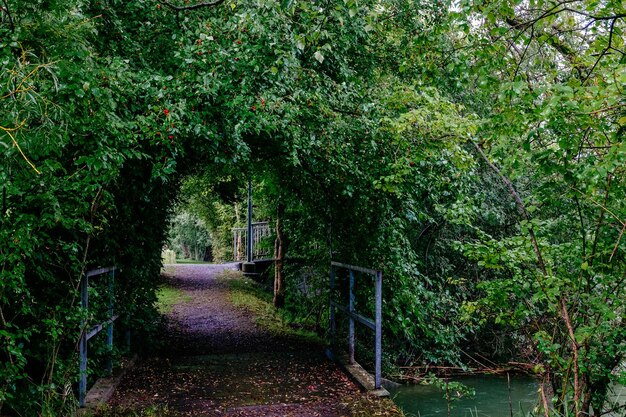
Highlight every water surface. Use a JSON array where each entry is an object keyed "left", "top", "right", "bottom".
[
  {"left": 389, "top": 375, "right": 539, "bottom": 417},
  {"left": 390, "top": 375, "right": 626, "bottom": 417}
]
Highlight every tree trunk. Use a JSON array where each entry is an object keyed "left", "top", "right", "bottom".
[
  {"left": 273, "top": 202, "right": 285, "bottom": 308},
  {"left": 234, "top": 202, "right": 245, "bottom": 261}
]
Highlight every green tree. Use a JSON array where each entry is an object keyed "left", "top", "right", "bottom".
[
  {"left": 168, "top": 211, "right": 212, "bottom": 261},
  {"left": 428, "top": 1, "right": 626, "bottom": 415}
]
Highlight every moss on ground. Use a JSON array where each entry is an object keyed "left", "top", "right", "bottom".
[{"left": 155, "top": 286, "right": 191, "bottom": 314}]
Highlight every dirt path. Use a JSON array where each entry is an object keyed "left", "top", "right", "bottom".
[{"left": 108, "top": 264, "right": 389, "bottom": 416}]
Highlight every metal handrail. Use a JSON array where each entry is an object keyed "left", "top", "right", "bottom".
[
  {"left": 329, "top": 261, "right": 383, "bottom": 390},
  {"left": 233, "top": 222, "right": 272, "bottom": 261},
  {"left": 79, "top": 267, "right": 118, "bottom": 407}
]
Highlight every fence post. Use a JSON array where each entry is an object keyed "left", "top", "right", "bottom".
[
  {"left": 329, "top": 265, "right": 336, "bottom": 349},
  {"left": 79, "top": 274, "right": 88, "bottom": 407},
  {"left": 106, "top": 269, "right": 115, "bottom": 375},
  {"left": 374, "top": 270, "right": 383, "bottom": 389},
  {"left": 348, "top": 269, "right": 355, "bottom": 364},
  {"left": 247, "top": 180, "right": 253, "bottom": 262}
]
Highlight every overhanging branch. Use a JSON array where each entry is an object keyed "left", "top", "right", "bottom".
[
  {"left": 162, "top": 0, "right": 226, "bottom": 11},
  {"left": 505, "top": 4, "right": 626, "bottom": 78},
  {"left": 471, "top": 140, "right": 548, "bottom": 276},
  {"left": 1, "top": 0, "right": 15, "bottom": 32}
]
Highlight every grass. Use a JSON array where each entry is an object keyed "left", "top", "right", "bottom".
[
  {"left": 346, "top": 394, "right": 406, "bottom": 417},
  {"left": 156, "top": 286, "right": 192, "bottom": 314},
  {"left": 174, "top": 259, "right": 212, "bottom": 264},
  {"left": 160, "top": 265, "right": 176, "bottom": 275},
  {"left": 217, "top": 270, "right": 323, "bottom": 344}
]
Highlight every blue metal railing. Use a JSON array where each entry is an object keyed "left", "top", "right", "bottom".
[
  {"left": 78, "top": 266, "right": 118, "bottom": 407},
  {"left": 329, "top": 261, "right": 383, "bottom": 389}
]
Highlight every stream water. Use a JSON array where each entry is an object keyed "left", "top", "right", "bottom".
[
  {"left": 389, "top": 375, "right": 626, "bottom": 417},
  {"left": 389, "top": 375, "right": 539, "bottom": 417}
]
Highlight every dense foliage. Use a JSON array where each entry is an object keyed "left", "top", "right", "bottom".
[
  {"left": 1, "top": 0, "right": 625, "bottom": 416},
  {"left": 167, "top": 211, "right": 212, "bottom": 261},
  {"left": 0, "top": 1, "right": 182, "bottom": 413}
]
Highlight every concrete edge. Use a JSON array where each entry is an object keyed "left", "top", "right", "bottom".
[
  {"left": 77, "top": 355, "right": 138, "bottom": 414},
  {"left": 325, "top": 348, "right": 390, "bottom": 397}
]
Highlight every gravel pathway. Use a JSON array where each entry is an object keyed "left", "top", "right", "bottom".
[{"left": 108, "top": 264, "right": 370, "bottom": 416}]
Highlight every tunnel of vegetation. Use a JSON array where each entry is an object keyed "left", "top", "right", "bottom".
[{"left": 1, "top": 0, "right": 625, "bottom": 416}]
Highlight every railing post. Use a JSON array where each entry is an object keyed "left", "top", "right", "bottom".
[
  {"left": 329, "top": 265, "right": 336, "bottom": 349},
  {"left": 106, "top": 269, "right": 115, "bottom": 376},
  {"left": 247, "top": 180, "right": 253, "bottom": 262},
  {"left": 328, "top": 262, "right": 384, "bottom": 392},
  {"left": 252, "top": 225, "right": 256, "bottom": 259},
  {"left": 348, "top": 269, "right": 355, "bottom": 364},
  {"left": 79, "top": 274, "right": 88, "bottom": 407},
  {"left": 374, "top": 270, "right": 383, "bottom": 389}
]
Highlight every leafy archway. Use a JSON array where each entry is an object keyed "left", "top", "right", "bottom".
[{"left": 2, "top": 1, "right": 626, "bottom": 416}]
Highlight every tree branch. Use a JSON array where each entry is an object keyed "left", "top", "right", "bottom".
[
  {"left": 609, "top": 223, "right": 625, "bottom": 263},
  {"left": 559, "top": 296, "right": 581, "bottom": 417},
  {"left": 162, "top": 0, "right": 226, "bottom": 11},
  {"left": 1, "top": 0, "right": 15, "bottom": 32},
  {"left": 583, "top": 17, "right": 617, "bottom": 83},
  {"left": 330, "top": 106, "right": 361, "bottom": 116},
  {"left": 472, "top": 140, "right": 548, "bottom": 276},
  {"left": 504, "top": 3, "right": 626, "bottom": 78},
  {"left": 558, "top": 7, "right": 626, "bottom": 22},
  {"left": 506, "top": 15, "right": 579, "bottom": 68}
]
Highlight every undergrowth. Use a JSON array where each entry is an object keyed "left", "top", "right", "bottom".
[{"left": 346, "top": 394, "right": 406, "bottom": 417}]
